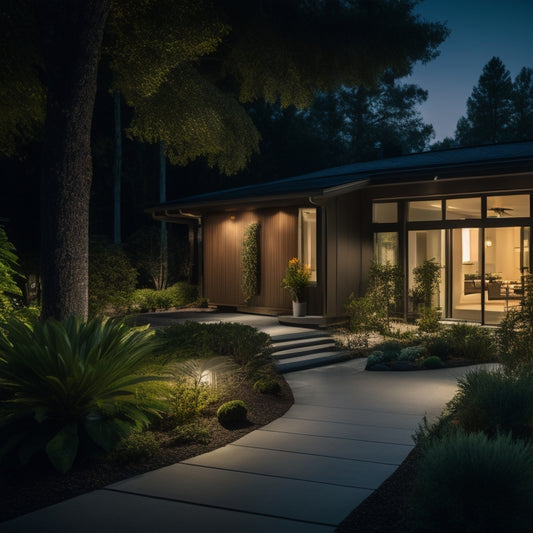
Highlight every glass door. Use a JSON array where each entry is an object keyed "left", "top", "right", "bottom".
[
  {"left": 484, "top": 227, "right": 527, "bottom": 325},
  {"left": 451, "top": 228, "right": 482, "bottom": 322}
]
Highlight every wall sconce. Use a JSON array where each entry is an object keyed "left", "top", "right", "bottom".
[
  {"left": 229, "top": 215, "right": 236, "bottom": 220},
  {"left": 485, "top": 240, "right": 492, "bottom": 247}
]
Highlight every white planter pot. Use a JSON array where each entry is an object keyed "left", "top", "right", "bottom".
[{"left": 292, "top": 301, "right": 307, "bottom": 317}]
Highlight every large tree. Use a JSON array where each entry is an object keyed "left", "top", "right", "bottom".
[
  {"left": 455, "top": 57, "right": 514, "bottom": 146},
  {"left": 511, "top": 67, "right": 533, "bottom": 141},
  {"left": 1, "top": 0, "right": 448, "bottom": 320}
]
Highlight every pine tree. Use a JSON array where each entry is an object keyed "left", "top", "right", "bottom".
[
  {"left": 455, "top": 57, "right": 513, "bottom": 146},
  {"left": 510, "top": 67, "right": 533, "bottom": 141}
]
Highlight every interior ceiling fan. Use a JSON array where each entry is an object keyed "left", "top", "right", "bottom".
[{"left": 489, "top": 207, "right": 513, "bottom": 217}]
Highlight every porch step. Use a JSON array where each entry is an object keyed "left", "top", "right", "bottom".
[
  {"left": 275, "top": 351, "right": 352, "bottom": 373},
  {"left": 271, "top": 335, "right": 334, "bottom": 353},
  {"left": 271, "top": 341, "right": 338, "bottom": 360},
  {"left": 269, "top": 330, "right": 352, "bottom": 373}
]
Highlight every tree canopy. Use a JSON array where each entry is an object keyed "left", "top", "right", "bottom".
[{"left": 453, "top": 57, "right": 533, "bottom": 147}]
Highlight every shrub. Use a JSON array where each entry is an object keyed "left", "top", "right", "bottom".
[
  {"left": 131, "top": 288, "right": 159, "bottom": 312},
  {"left": 409, "top": 432, "right": 533, "bottom": 532},
  {"left": 217, "top": 400, "right": 247, "bottom": 426},
  {"left": 168, "top": 423, "right": 211, "bottom": 446},
  {"left": 498, "top": 275, "right": 533, "bottom": 374},
  {"left": 111, "top": 431, "right": 159, "bottom": 464},
  {"left": 399, "top": 346, "right": 427, "bottom": 362},
  {"left": 424, "top": 334, "right": 454, "bottom": 360},
  {"left": 89, "top": 240, "right": 138, "bottom": 318},
  {"left": 242, "top": 222, "right": 260, "bottom": 302},
  {"left": 253, "top": 378, "right": 281, "bottom": 395},
  {"left": 416, "top": 307, "right": 441, "bottom": 333},
  {"left": 0, "top": 228, "right": 23, "bottom": 325},
  {"left": 366, "top": 350, "right": 386, "bottom": 367},
  {"left": 447, "top": 323, "right": 495, "bottom": 361},
  {"left": 164, "top": 379, "right": 218, "bottom": 426},
  {"left": 130, "top": 283, "right": 199, "bottom": 313},
  {"left": 422, "top": 355, "right": 443, "bottom": 369},
  {"left": 345, "top": 293, "right": 384, "bottom": 334},
  {"left": 0, "top": 317, "right": 162, "bottom": 472},
  {"left": 446, "top": 369, "right": 533, "bottom": 439}
]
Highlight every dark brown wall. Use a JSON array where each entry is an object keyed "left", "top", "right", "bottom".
[{"left": 202, "top": 208, "right": 300, "bottom": 310}]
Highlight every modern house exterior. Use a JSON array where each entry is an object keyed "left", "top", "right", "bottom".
[{"left": 148, "top": 141, "right": 533, "bottom": 325}]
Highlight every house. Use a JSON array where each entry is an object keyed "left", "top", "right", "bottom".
[{"left": 148, "top": 141, "right": 533, "bottom": 326}]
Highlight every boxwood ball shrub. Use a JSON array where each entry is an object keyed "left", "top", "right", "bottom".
[
  {"left": 422, "top": 355, "right": 443, "bottom": 369},
  {"left": 253, "top": 377, "right": 281, "bottom": 395},
  {"left": 409, "top": 432, "right": 533, "bottom": 532},
  {"left": 217, "top": 400, "right": 248, "bottom": 426}
]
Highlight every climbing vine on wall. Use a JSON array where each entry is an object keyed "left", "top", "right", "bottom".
[{"left": 242, "top": 222, "right": 260, "bottom": 302}]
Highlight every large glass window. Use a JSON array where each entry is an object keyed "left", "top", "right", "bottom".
[
  {"left": 408, "top": 230, "right": 445, "bottom": 311},
  {"left": 373, "top": 202, "right": 398, "bottom": 223},
  {"left": 446, "top": 197, "right": 481, "bottom": 220},
  {"left": 298, "top": 208, "right": 317, "bottom": 282},
  {"left": 408, "top": 200, "right": 442, "bottom": 221},
  {"left": 487, "top": 195, "right": 530, "bottom": 218},
  {"left": 374, "top": 232, "right": 398, "bottom": 265}
]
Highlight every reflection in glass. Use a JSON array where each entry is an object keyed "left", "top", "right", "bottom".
[
  {"left": 373, "top": 202, "right": 398, "bottom": 223},
  {"left": 446, "top": 197, "right": 481, "bottom": 220},
  {"left": 408, "top": 200, "right": 442, "bottom": 221},
  {"left": 408, "top": 230, "right": 445, "bottom": 311},
  {"left": 298, "top": 208, "right": 317, "bottom": 282},
  {"left": 486, "top": 195, "right": 530, "bottom": 218},
  {"left": 374, "top": 232, "right": 398, "bottom": 265}
]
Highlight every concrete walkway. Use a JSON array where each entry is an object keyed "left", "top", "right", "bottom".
[{"left": 2, "top": 313, "right": 481, "bottom": 532}]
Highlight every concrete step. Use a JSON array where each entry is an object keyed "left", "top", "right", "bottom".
[
  {"left": 271, "top": 336, "right": 333, "bottom": 353},
  {"left": 269, "top": 330, "right": 327, "bottom": 344},
  {"left": 272, "top": 342, "right": 338, "bottom": 360},
  {"left": 275, "top": 351, "right": 351, "bottom": 373}
]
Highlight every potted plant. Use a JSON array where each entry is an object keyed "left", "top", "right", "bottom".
[{"left": 282, "top": 257, "right": 311, "bottom": 316}]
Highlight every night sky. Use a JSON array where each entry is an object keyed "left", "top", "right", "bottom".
[{"left": 407, "top": 0, "right": 533, "bottom": 142}]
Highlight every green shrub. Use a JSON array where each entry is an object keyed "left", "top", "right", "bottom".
[
  {"left": 399, "top": 346, "right": 426, "bottom": 362},
  {"left": 0, "top": 227, "right": 23, "bottom": 326},
  {"left": 131, "top": 288, "right": 159, "bottom": 312},
  {"left": 498, "top": 276, "right": 533, "bottom": 374},
  {"left": 366, "top": 350, "right": 386, "bottom": 367},
  {"left": 111, "top": 431, "right": 159, "bottom": 464},
  {"left": 130, "top": 283, "right": 199, "bottom": 313},
  {"left": 0, "top": 317, "right": 163, "bottom": 472},
  {"left": 345, "top": 293, "right": 385, "bottom": 334},
  {"left": 446, "top": 369, "right": 533, "bottom": 439},
  {"left": 423, "top": 334, "right": 454, "bottom": 360},
  {"left": 422, "top": 355, "right": 443, "bottom": 369},
  {"left": 253, "top": 378, "right": 281, "bottom": 395},
  {"left": 164, "top": 379, "right": 218, "bottom": 425},
  {"left": 447, "top": 323, "right": 495, "bottom": 361},
  {"left": 158, "top": 322, "right": 272, "bottom": 374},
  {"left": 217, "top": 400, "right": 248, "bottom": 426},
  {"left": 409, "top": 432, "right": 533, "bottom": 532},
  {"left": 89, "top": 240, "right": 138, "bottom": 318},
  {"left": 168, "top": 423, "right": 211, "bottom": 445},
  {"left": 416, "top": 307, "right": 441, "bottom": 333},
  {"left": 165, "top": 282, "right": 198, "bottom": 307},
  {"left": 242, "top": 222, "right": 260, "bottom": 302}
]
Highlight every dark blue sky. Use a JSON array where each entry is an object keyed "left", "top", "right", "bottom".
[{"left": 407, "top": 0, "right": 533, "bottom": 142}]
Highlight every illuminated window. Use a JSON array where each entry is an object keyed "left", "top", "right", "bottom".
[
  {"left": 299, "top": 208, "right": 317, "bottom": 282},
  {"left": 408, "top": 200, "right": 442, "bottom": 221},
  {"left": 446, "top": 197, "right": 481, "bottom": 220},
  {"left": 373, "top": 202, "right": 398, "bottom": 223},
  {"left": 487, "top": 195, "right": 530, "bottom": 218}
]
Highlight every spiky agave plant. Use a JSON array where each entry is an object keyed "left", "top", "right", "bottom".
[{"left": 0, "top": 316, "right": 164, "bottom": 472}]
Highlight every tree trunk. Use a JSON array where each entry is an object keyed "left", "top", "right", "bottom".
[
  {"left": 113, "top": 91, "right": 122, "bottom": 244},
  {"left": 36, "top": 0, "right": 110, "bottom": 321}
]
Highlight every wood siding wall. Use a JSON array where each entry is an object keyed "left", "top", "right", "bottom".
[{"left": 203, "top": 208, "right": 300, "bottom": 310}]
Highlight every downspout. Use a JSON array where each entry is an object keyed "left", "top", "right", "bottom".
[
  {"left": 178, "top": 209, "right": 203, "bottom": 299},
  {"left": 309, "top": 195, "right": 328, "bottom": 318}
]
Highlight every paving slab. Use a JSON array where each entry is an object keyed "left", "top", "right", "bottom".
[
  {"left": 184, "top": 444, "right": 397, "bottom": 489},
  {"left": 107, "top": 463, "right": 371, "bottom": 526},
  {"left": 283, "top": 404, "right": 424, "bottom": 430},
  {"left": 0, "top": 490, "right": 336, "bottom": 533},
  {"left": 261, "top": 416, "right": 414, "bottom": 445},
  {"left": 233, "top": 429, "right": 413, "bottom": 465}
]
